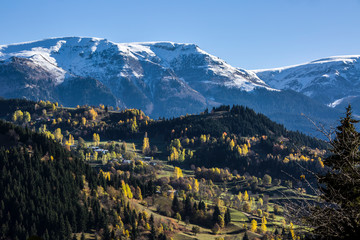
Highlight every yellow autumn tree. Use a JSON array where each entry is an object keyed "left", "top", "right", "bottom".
[
  {"left": 244, "top": 190, "right": 249, "bottom": 201},
  {"left": 12, "top": 110, "right": 23, "bottom": 122},
  {"left": 242, "top": 144, "right": 249, "bottom": 155},
  {"left": 43, "top": 131, "right": 55, "bottom": 140},
  {"left": 89, "top": 108, "right": 98, "bottom": 120},
  {"left": 317, "top": 157, "right": 324, "bottom": 168},
  {"left": 142, "top": 132, "right": 150, "bottom": 155},
  {"left": 68, "top": 134, "right": 75, "bottom": 145},
  {"left": 200, "top": 134, "right": 207, "bottom": 143},
  {"left": 126, "top": 184, "right": 133, "bottom": 199},
  {"left": 54, "top": 128, "right": 63, "bottom": 143},
  {"left": 174, "top": 167, "right": 183, "bottom": 179},
  {"left": 93, "top": 151, "right": 98, "bottom": 161},
  {"left": 258, "top": 198, "right": 263, "bottom": 207},
  {"left": 261, "top": 216, "right": 267, "bottom": 232},
  {"left": 193, "top": 179, "right": 199, "bottom": 193},
  {"left": 135, "top": 186, "right": 143, "bottom": 200},
  {"left": 93, "top": 133, "right": 100, "bottom": 146},
  {"left": 121, "top": 180, "right": 127, "bottom": 198},
  {"left": 168, "top": 147, "right": 179, "bottom": 161},
  {"left": 100, "top": 170, "right": 111, "bottom": 181},
  {"left": 236, "top": 145, "right": 242, "bottom": 156},
  {"left": 250, "top": 219, "right": 257, "bottom": 232},
  {"left": 229, "top": 139, "right": 235, "bottom": 151},
  {"left": 24, "top": 111, "right": 31, "bottom": 123},
  {"left": 81, "top": 117, "right": 87, "bottom": 126},
  {"left": 237, "top": 192, "right": 243, "bottom": 202},
  {"left": 221, "top": 132, "right": 227, "bottom": 142},
  {"left": 130, "top": 118, "right": 138, "bottom": 133},
  {"left": 289, "top": 222, "right": 296, "bottom": 239}
]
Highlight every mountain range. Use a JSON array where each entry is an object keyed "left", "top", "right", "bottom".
[
  {"left": 1, "top": 37, "right": 357, "bottom": 136},
  {"left": 254, "top": 55, "right": 360, "bottom": 113}
]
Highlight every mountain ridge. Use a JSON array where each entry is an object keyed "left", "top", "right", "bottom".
[
  {"left": 0, "top": 37, "right": 275, "bottom": 90},
  {"left": 253, "top": 55, "right": 360, "bottom": 115},
  {"left": 0, "top": 37, "right": 348, "bottom": 135}
]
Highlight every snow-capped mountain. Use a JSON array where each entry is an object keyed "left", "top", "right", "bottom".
[
  {"left": 0, "top": 37, "right": 276, "bottom": 115},
  {"left": 253, "top": 55, "right": 360, "bottom": 114},
  {"left": 0, "top": 37, "right": 341, "bottom": 135}
]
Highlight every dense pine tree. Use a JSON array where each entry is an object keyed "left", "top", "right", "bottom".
[
  {"left": 307, "top": 105, "right": 360, "bottom": 239},
  {"left": 224, "top": 208, "right": 231, "bottom": 226},
  {"left": 212, "top": 205, "right": 221, "bottom": 225},
  {"left": 171, "top": 194, "right": 180, "bottom": 214}
]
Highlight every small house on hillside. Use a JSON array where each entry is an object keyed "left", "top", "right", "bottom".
[
  {"left": 123, "top": 160, "right": 132, "bottom": 164},
  {"left": 95, "top": 149, "right": 108, "bottom": 154}
]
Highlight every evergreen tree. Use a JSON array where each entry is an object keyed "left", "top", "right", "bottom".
[
  {"left": 308, "top": 105, "right": 360, "bottom": 239},
  {"left": 212, "top": 205, "right": 221, "bottom": 224},
  {"left": 192, "top": 226, "right": 200, "bottom": 236},
  {"left": 224, "top": 208, "right": 231, "bottom": 226},
  {"left": 243, "top": 232, "right": 250, "bottom": 240},
  {"left": 103, "top": 226, "right": 111, "bottom": 240},
  {"left": 184, "top": 196, "right": 193, "bottom": 217},
  {"left": 150, "top": 222, "right": 156, "bottom": 240},
  {"left": 171, "top": 195, "right": 180, "bottom": 214}
]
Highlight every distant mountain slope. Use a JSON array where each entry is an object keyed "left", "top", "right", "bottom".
[
  {"left": 0, "top": 37, "right": 344, "bottom": 134},
  {"left": 253, "top": 55, "right": 360, "bottom": 114}
]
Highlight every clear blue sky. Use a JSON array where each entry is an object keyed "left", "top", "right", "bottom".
[{"left": 1, "top": 0, "right": 360, "bottom": 69}]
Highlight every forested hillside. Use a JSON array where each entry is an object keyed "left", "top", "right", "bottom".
[
  {"left": 0, "top": 120, "right": 167, "bottom": 240},
  {"left": 0, "top": 99, "right": 332, "bottom": 240},
  {"left": 0, "top": 99, "right": 328, "bottom": 183},
  {"left": 0, "top": 120, "right": 95, "bottom": 239}
]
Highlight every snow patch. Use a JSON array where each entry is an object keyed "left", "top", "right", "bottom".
[
  {"left": 328, "top": 96, "right": 358, "bottom": 108},
  {"left": 253, "top": 55, "right": 360, "bottom": 73}
]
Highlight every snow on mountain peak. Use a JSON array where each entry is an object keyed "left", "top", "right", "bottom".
[
  {"left": 0, "top": 37, "right": 274, "bottom": 91},
  {"left": 254, "top": 55, "right": 360, "bottom": 107},
  {"left": 253, "top": 55, "right": 360, "bottom": 76},
  {"left": 309, "top": 55, "right": 360, "bottom": 64}
]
